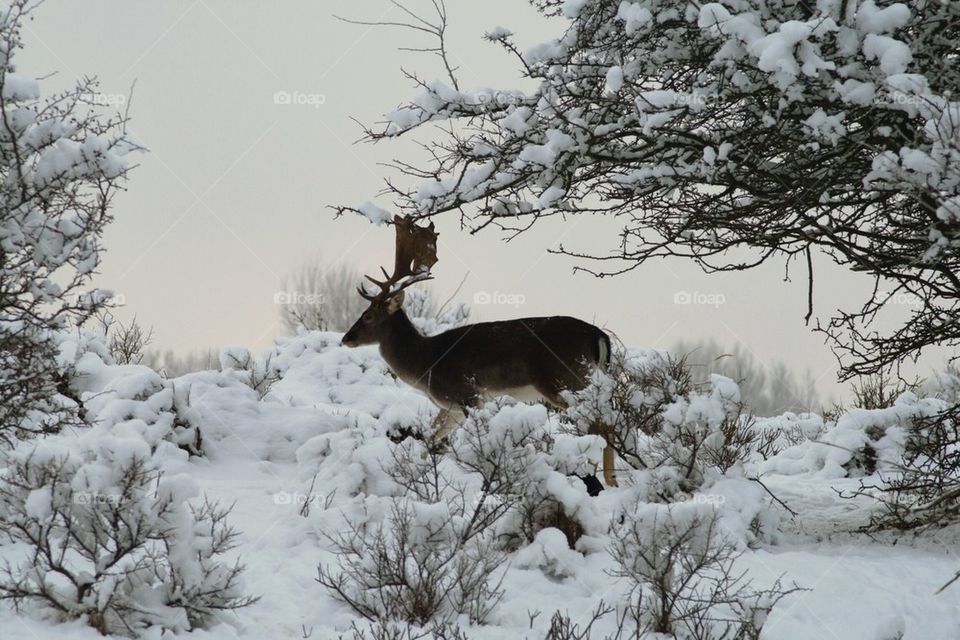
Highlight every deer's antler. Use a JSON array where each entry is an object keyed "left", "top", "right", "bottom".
[{"left": 358, "top": 215, "right": 438, "bottom": 301}]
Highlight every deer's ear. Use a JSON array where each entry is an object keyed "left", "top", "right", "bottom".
[{"left": 387, "top": 291, "right": 405, "bottom": 314}]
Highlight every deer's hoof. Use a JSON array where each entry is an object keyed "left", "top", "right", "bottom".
[{"left": 580, "top": 474, "right": 604, "bottom": 497}]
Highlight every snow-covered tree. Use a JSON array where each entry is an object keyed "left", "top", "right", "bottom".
[
  {"left": 339, "top": 0, "right": 960, "bottom": 380},
  {"left": 0, "top": 0, "right": 137, "bottom": 443}
]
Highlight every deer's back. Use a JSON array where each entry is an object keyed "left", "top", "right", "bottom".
[{"left": 419, "top": 315, "right": 608, "bottom": 405}]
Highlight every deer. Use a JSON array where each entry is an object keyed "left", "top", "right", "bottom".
[{"left": 341, "top": 216, "right": 617, "bottom": 494}]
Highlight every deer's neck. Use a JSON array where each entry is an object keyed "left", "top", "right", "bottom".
[{"left": 378, "top": 310, "right": 429, "bottom": 383}]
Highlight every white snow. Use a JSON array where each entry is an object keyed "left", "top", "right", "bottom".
[
  {"left": 485, "top": 26, "right": 513, "bottom": 40},
  {"left": 561, "top": 0, "right": 589, "bottom": 19},
  {"left": 857, "top": 1, "right": 911, "bottom": 34},
  {"left": 605, "top": 65, "right": 624, "bottom": 93},
  {"left": 862, "top": 33, "right": 912, "bottom": 76},
  {"left": 357, "top": 200, "right": 393, "bottom": 225},
  {"left": 2, "top": 331, "right": 960, "bottom": 639},
  {"left": 837, "top": 78, "right": 877, "bottom": 105},
  {"left": 1, "top": 73, "right": 39, "bottom": 102},
  {"left": 24, "top": 486, "right": 53, "bottom": 521},
  {"left": 537, "top": 185, "right": 566, "bottom": 208},
  {"left": 617, "top": 1, "right": 653, "bottom": 35}
]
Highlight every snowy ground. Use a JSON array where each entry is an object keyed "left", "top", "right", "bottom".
[{"left": 2, "top": 331, "right": 959, "bottom": 640}]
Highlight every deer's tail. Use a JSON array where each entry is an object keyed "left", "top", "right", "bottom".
[{"left": 595, "top": 329, "right": 611, "bottom": 372}]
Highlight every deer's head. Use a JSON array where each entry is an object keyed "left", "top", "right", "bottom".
[
  {"left": 342, "top": 215, "right": 437, "bottom": 347},
  {"left": 341, "top": 294, "right": 406, "bottom": 346}
]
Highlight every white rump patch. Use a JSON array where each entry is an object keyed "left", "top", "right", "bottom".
[{"left": 483, "top": 385, "right": 546, "bottom": 404}]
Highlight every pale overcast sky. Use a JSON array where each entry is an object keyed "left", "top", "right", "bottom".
[{"left": 19, "top": 0, "right": 941, "bottom": 404}]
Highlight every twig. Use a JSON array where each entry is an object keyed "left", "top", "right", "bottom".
[
  {"left": 434, "top": 270, "right": 469, "bottom": 317},
  {"left": 749, "top": 475, "right": 798, "bottom": 517},
  {"left": 936, "top": 569, "right": 960, "bottom": 595}
]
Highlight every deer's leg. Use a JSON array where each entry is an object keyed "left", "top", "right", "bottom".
[
  {"left": 409, "top": 406, "right": 462, "bottom": 459},
  {"left": 586, "top": 419, "right": 619, "bottom": 488},
  {"left": 430, "top": 407, "right": 461, "bottom": 440},
  {"left": 540, "top": 378, "right": 620, "bottom": 490},
  {"left": 603, "top": 445, "right": 618, "bottom": 488},
  {"left": 534, "top": 383, "right": 615, "bottom": 495}
]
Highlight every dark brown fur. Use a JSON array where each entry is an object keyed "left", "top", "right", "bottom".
[{"left": 342, "top": 298, "right": 609, "bottom": 410}]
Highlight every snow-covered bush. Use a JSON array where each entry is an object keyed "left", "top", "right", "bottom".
[
  {"left": 761, "top": 393, "right": 947, "bottom": 478},
  {"left": 316, "top": 399, "right": 606, "bottom": 626},
  {"left": 449, "top": 400, "right": 603, "bottom": 549},
  {"left": 1, "top": 324, "right": 80, "bottom": 446},
  {"left": 609, "top": 500, "right": 798, "bottom": 639},
  {"left": 861, "top": 402, "right": 960, "bottom": 530},
  {"left": 219, "top": 345, "right": 282, "bottom": 399},
  {"left": 346, "top": 619, "right": 469, "bottom": 640},
  {"left": 699, "top": 412, "right": 766, "bottom": 474},
  {"left": 926, "top": 365, "right": 960, "bottom": 405},
  {"left": 58, "top": 330, "right": 204, "bottom": 456},
  {"left": 0, "top": 439, "right": 256, "bottom": 635},
  {"left": 542, "top": 603, "right": 616, "bottom": 640},
  {"left": 561, "top": 349, "right": 692, "bottom": 476},
  {"left": 748, "top": 412, "right": 826, "bottom": 460},
  {"left": 654, "top": 373, "right": 747, "bottom": 485},
  {"left": 96, "top": 314, "right": 154, "bottom": 366},
  {"left": 759, "top": 387, "right": 960, "bottom": 529},
  {"left": 0, "top": 0, "right": 137, "bottom": 444},
  {"left": 316, "top": 497, "right": 505, "bottom": 626},
  {"left": 562, "top": 349, "right": 750, "bottom": 496},
  {"left": 850, "top": 372, "right": 922, "bottom": 411}
]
